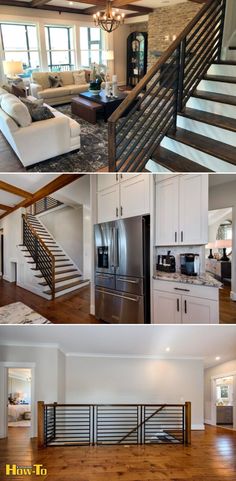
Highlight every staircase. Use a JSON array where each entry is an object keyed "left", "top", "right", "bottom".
[
  {"left": 20, "top": 213, "right": 89, "bottom": 300},
  {"left": 108, "top": 0, "right": 235, "bottom": 173}
]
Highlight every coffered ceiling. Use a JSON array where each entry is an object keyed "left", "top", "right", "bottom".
[{"left": 0, "top": 0, "right": 206, "bottom": 18}]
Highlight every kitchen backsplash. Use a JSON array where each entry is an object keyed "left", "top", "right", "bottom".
[{"left": 154, "top": 245, "right": 206, "bottom": 274}]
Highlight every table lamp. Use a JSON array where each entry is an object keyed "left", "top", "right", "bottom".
[
  {"left": 206, "top": 242, "right": 216, "bottom": 259},
  {"left": 3, "top": 60, "right": 23, "bottom": 81},
  {"left": 215, "top": 239, "right": 232, "bottom": 261}
]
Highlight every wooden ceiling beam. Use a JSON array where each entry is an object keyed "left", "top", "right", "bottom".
[
  {"left": 0, "top": 204, "right": 13, "bottom": 212},
  {"left": 30, "top": 0, "right": 50, "bottom": 7},
  {"left": 0, "top": 181, "right": 33, "bottom": 199},
  {"left": 0, "top": 175, "right": 82, "bottom": 220},
  {"left": 83, "top": 3, "right": 152, "bottom": 14}
]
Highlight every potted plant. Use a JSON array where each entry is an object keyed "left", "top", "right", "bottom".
[{"left": 89, "top": 63, "right": 106, "bottom": 94}]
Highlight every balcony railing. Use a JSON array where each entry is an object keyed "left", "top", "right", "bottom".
[{"left": 38, "top": 401, "right": 191, "bottom": 447}]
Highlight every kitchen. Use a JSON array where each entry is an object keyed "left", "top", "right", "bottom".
[{"left": 90, "top": 173, "right": 235, "bottom": 325}]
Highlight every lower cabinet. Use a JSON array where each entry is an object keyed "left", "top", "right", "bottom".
[{"left": 153, "top": 280, "right": 219, "bottom": 324}]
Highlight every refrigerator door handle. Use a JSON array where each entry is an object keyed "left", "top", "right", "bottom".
[
  {"left": 96, "top": 289, "right": 139, "bottom": 303},
  {"left": 110, "top": 227, "right": 115, "bottom": 267},
  {"left": 114, "top": 227, "right": 119, "bottom": 268},
  {"left": 117, "top": 278, "right": 139, "bottom": 284}
]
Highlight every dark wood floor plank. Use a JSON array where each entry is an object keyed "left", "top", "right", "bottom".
[
  {"left": 152, "top": 146, "right": 212, "bottom": 172},
  {"left": 193, "top": 90, "right": 236, "bottom": 106},
  {"left": 180, "top": 108, "right": 236, "bottom": 133}
]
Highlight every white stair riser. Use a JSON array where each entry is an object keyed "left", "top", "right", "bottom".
[
  {"left": 145, "top": 159, "right": 172, "bottom": 173},
  {"left": 177, "top": 116, "right": 236, "bottom": 147},
  {"left": 53, "top": 278, "right": 83, "bottom": 289},
  {"left": 160, "top": 136, "right": 236, "bottom": 172},
  {"left": 198, "top": 79, "right": 236, "bottom": 96},
  {"left": 187, "top": 96, "right": 236, "bottom": 119},
  {"left": 208, "top": 64, "right": 236, "bottom": 77},
  {"left": 227, "top": 51, "right": 236, "bottom": 62},
  {"left": 54, "top": 281, "right": 89, "bottom": 298}
]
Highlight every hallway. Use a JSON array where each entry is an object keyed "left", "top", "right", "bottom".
[{"left": 0, "top": 425, "right": 236, "bottom": 481}]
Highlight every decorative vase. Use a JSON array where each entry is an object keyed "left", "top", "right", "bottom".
[{"left": 89, "top": 79, "right": 102, "bottom": 94}]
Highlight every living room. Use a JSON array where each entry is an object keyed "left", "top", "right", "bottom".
[{"left": 0, "top": 0, "right": 236, "bottom": 173}]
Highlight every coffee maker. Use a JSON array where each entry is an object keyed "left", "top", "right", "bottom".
[
  {"left": 180, "top": 253, "right": 200, "bottom": 276},
  {"left": 157, "top": 251, "right": 176, "bottom": 273}
]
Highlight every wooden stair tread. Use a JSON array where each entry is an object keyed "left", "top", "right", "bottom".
[
  {"left": 204, "top": 74, "right": 236, "bottom": 83},
  {"left": 193, "top": 90, "right": 236, "bottom": 106},
  {"left": 39, "top": 274, "right": 82, "bottom": 286},
  {"left": 167, "top": 128, "right": 236, "bottom": 166},
  {"left": 229, "top": 46, "right": 236, "bottom": 50},
  {"left": 152, "top": 146, "right": 212, "bottom": 172},
  {"left": 215, "top": 60, "right": 236, "bottom": 66},
  {"left": 180, "top": 107, "right": 236, "bottom": 133},
  {"left": 44, "top": 279, "right": 89, "bottom": 294},
  {"left": 35, "top": 268, "right": 77, "bottom": 278}
]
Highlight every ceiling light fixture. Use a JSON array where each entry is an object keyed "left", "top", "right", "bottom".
[
  {"left": 215, "top": 356, "right": 221, "bottom": 361},
  {"left": 166, "top": 347, "right": 170, "bottom": 352},
  {"left": 93, "top": 0, "right": 125, "bottom": 33}
]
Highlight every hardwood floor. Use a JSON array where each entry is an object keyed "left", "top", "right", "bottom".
[
  {"left": 0, "top": 425, "right": 236, "bottom": 480},
  {"left": 219, "top": 285, "right": 236, "bottom": 324},
  {"left": 0, "top": 279, "right": 98, "bottom": 324}
]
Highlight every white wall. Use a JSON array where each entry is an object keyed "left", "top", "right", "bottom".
[
  {"left": 65, "top": 356, "right": 204, "bottom": 429},
  {"left": 204, "top": 359, "right": 236, "bottom": 427},
  {"left": 0, "top": 345, "right": 65, "bottom": 437},
  {"left": 209, "top": 180, "right": 236, "bottom": 300},
  {"left": 40, "top": 205, "right": 83, "bottom": 270}
]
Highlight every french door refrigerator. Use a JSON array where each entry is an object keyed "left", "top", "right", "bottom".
[{"left": 94, "top": 215, "right": 150, "bottom": 324}]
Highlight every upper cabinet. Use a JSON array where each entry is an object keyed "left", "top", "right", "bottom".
[
  {"left": 97, "top": 174, "right": 150, "bottom": 223},
  {"left": 155, "top": 174, "right": 208, "bottom": 246}
]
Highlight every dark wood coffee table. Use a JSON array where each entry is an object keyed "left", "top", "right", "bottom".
[{"left": 78, "top": 90, "right": 127, "bottom": 122}]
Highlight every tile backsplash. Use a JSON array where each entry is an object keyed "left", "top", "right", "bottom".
[{"left": 154, "top": 245, "right": 206, "bottom": 274}]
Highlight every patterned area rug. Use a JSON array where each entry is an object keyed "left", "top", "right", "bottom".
[
  {"left": 28, "top": 104, "right": 108, "bottom": 172},
  {"left": 0, "top": 302, "right": 50, "bottom": 324}
]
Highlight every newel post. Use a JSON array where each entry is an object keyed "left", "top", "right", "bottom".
[
  {"left": 38, "top": 401, "right": 45, "bottom": 448},
  {"left": 185, "top": 401, "right": 191, "bottom": 445}
]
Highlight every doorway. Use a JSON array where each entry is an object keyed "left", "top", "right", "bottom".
[
  {"left": 8, "top": 368, "right": 32, "bottom": 431},
  {"left": 215, "top": 376, "right": 234, "bottom": 429},
  {"left": 0, "top": 230, "right": 3, "bottom": 277}
]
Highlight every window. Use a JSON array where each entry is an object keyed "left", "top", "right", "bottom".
[
  {"left": 45, "top": 26, "right": 75, "bottom": 71},
  {"left": 0, "top": 23, "right": 40, "bottom": 69},
  {"left": 80, "top": 27, "right": 103, "bottom": 67}
]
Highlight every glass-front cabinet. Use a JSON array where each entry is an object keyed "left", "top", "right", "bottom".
[{"left": 127, "top": 32, "right": 148, "bottom": 87}]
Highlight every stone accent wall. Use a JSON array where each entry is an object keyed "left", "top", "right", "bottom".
[
  {"left": 129, "top": 22, "right": 148, "bottom": 34},
  {"left": 148, "top": 1, "right": 202, "bottom": 69}
]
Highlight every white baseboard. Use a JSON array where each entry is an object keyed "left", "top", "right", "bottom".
[
  {"left": 3, "top": 275, "right": 11, "bottom": 282},
  {"left": 230, "top": 291, "right": 236, "bottom": 301},
  {"left": 204, "top": 419, "right": 214, "bottom": 426},
  {"left": 17, "top": 282, "right": 48, "bottom": 299},
  {"left": 192, "top": 424, "right": 205, "bottom": 430}
]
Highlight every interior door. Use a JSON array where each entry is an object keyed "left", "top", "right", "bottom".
[{"left": 116, "top": 216, "right": 144, "bottom": 278}]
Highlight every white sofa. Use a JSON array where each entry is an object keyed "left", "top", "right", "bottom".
[
  {"left": 0, "top": 89, "right": 81, "bottom": 167},
  {"left": 30, "top": 70, "right": 90, "bottom": 106}
]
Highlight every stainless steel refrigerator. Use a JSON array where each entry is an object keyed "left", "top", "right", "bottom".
[{"left": 94, "top": 215, "right": 150, "bottom": 324}]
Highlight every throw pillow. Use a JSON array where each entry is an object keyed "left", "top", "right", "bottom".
[
  {"left": 12, "top": 84, "right": 27, "bottom": 98},
  {"left": 73, "top": 70, "right": 86, "bottom": 85},
  {"left": 30, "top": 105, "right": 55, "bottom": 122},
  {"left": 1, "top": 84, "right": 12, "bottom": 94},
  {"left": 48, "top": 74, "right": 63, "bottom": 88},
  {"left": 1, "top": 94, "right": 32, "bottom": 127},
  {"left": 20, "top": 97, "right": 44, "bottom": 110}
]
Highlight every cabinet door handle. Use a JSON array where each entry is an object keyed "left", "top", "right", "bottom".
[
  {"left": 174, "top": 287, "right": 190, "bottom": 293},
  {"left": 181, "top": 231, "right": 184, "bottom": 243},
  {"left": 175, "top": 232, "right": 177, "bottom": 243},
  {"left": 120, "top": 206, "right": 123, "bottom": 217},
  {"left": 177, "top": 299, "right": 180, "bottom": 312},
  {"left": 116, "top": 174, "right": 119, "bottom": 182},
  {"left": 184, "top": 300, "right": 187, "bottom": 314},
  {"left": 116, "top": 207, "right": 119, "bottom": 218}
]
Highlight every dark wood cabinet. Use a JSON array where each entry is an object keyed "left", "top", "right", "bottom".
[{"left": 127, "top": 32, "right": 148, "bottom": 88}]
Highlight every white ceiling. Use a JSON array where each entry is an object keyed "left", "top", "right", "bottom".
[
  {"left": 0, "top": 174, "right": 59, "bottom": 194},
  {"left": 0, "top": 325, "right": 235, "bottom": 368},
  {"left": 209, "top": 174, "right": 236, "bottom": 188}
]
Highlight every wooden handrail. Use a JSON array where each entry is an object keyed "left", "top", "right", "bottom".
[
  {"left": 109, "top": 0, "right": 214, "bottom": 124},
  {"left": 38, "top": 401, "right": 45, "bottom": 448}
]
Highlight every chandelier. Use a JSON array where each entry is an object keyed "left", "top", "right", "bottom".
[{"left": 93, "top": 0, "right": 125, "bottom": 33}]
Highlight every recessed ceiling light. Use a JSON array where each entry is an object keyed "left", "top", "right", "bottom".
[
  {"left": 69, "top": 1, "right": 73, "bottom": 4},
  {"left": 166, "top": 347, "right": 170, "bottom": 352},
  {"left": 215, "top": 356, "right": 221, "bottom": 361}
]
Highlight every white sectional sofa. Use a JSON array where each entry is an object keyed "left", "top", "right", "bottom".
[
  {"left": 30, "top": 70, "right": 90, "bottom": 106},
  {"left": 0, "top": 88, "right": 81, "bottom": 167}
]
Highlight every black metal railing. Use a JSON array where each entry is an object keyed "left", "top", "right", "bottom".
[
  {"left": 40, "top": 403, "right": 190, "bottom": 447},
  {"left": 27, "top": 196, "right": 63, "bottom": 216},
  {"left": 108, "top": 0, "right": 226, "bottom": 172},
  {"left": 22, "top": 214, "right": 55, "bottom": 298}
]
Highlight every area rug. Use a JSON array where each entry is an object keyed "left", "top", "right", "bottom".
[
  {"left": 28, "top": 104, "right": 108, "bottom": 172},
  {"left": 0, "top": 302, "right": 50, "bottom": 324},
  {"left": 8, "top": 421, "right": 31, "bottom": 427}
]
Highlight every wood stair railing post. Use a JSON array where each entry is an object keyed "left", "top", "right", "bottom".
[
  {"left": 52, "top": 256, "right": 56, "bottom": 300},
  {"left": 108, "top": 121, "right": 117, "bottom": 172},
  {"left": 177, "top": 38, "right": 187, "bottom": 113},
  {"left": 217, "top": 0, "right": 227, "bottom": 61},
  {"left": 185, "top": 401, "right": 191, "bottom": 445},
  {"left": 37, "top": 401, "right": 45, "bottom": 448}
]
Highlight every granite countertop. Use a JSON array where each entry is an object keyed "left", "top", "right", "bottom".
[{"left": 153, "top": 271, "right": 223, "bottom": 288}]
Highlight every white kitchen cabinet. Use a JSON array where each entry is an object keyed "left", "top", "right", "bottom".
[
  {"left": 155, "top": 174, "right": 208, "bottom": 246},
  {"left": 153, "top": 290, "right": 182, "bottom": 324},
  {"left": 97, "top": 174, "right": 150, "bottom": 223},
  {"left": 97, "top": 184, "right": 119, "bottom": 223},
  {"left": 181, "top": 296, "right": 218, "bottom": 324},
  {"left": 152, "top": 279, "right": 219, "bottom": 324},
  {"left": 120, "top": 174, "right": 150, "bottom": 219},
  {"left": 179, "top": 174, "right": 208, "bottom": 245},
  {"left": 97, "top": 174, "right": 118, "bottom": 191}
]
